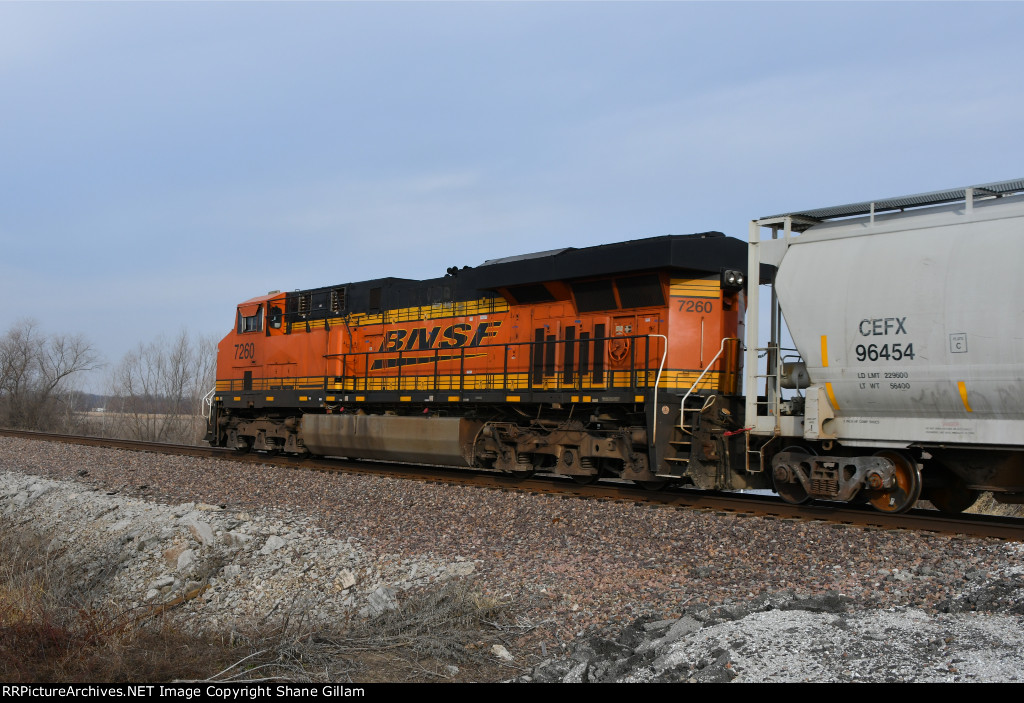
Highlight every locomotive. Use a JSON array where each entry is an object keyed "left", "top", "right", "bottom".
[
  {"left": 204, "top": 232, "right": 762, "bottom": 492},
  {"left": 205, "top": 177, "right": 1024, "bottom": 514}
]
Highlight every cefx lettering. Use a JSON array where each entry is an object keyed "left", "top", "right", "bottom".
[{"left": 859, "top": 317, "right": 906, "bottom": 336}]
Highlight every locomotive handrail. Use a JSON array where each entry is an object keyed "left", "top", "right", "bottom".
[
  {"left": 201, "top": 386, "right": 216, "bottom": 420},
  {"left": 679, "top": 337, "right": 740, "bottom": 432},
  {"left": 238, "top": 331, "right": 695, "bottom": 396},
  {"left": 648, "top": 334, "right": 668, "bottom": 446}
]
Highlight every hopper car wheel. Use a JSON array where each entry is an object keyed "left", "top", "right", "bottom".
[
  {"left": 773, "top": 445, "right": 814, "bottom": 505},
  {"left": 929, "top": 485, "right": 980, "bottom": 514},
  {"left": 924, "top": 465, "right": 980, "bottom": 514},
  {"left": 867, "top": 450, "right": 922, "bottom": 514},
  {"left": 572, "top": 474, "right": 598, "bottom": 485}
]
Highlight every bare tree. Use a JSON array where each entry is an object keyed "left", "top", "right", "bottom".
[
  {"left": 106, "top": 330, "right": 218, "bottom": 445},
  {"left": 0, "top": 319, "right": 102, "bottom": 431}
]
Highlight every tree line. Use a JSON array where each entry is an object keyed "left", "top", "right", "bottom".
[{"left": 0, "top": 319, "right": 217, "bottom": 445}]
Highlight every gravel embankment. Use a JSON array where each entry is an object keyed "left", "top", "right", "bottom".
[{"left": 2, "top": 435, "right": 1024, "bottom": 682}]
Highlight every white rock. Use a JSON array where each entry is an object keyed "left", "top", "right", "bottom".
[
  {"left": 337, "top": 569, "right": 357, "bottom": 589},
  {"left": 149, "top": 575, "right": 175, "bottom": 589},
  {"left": 446, "top": 562, "right": 476, "bottom": 577},
  {"left": 363, "top": 586, "right": 398, "bottom": 616},
  {"left": 183, "top": 519, "right": 215, "bottom": 546},
  {"left": 491, "top": 644, "right": 514, "bottom": 662},
  {"left": 177, "top": 549, "right": 196, "bottom": 571},
  {"left": 260, "top": 535, "right": 288, "bottom": 555}
]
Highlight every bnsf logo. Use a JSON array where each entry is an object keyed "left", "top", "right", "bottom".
[{"left": 378, "top": 321, "right": 502, "bottom": 353}]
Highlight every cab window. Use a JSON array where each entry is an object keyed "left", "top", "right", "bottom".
[
  {"left": 238, "top": 306, "right": 264, "bottom": 333},
  {"left": 268, "top": 306, "right": 283, "bottom": 329}
]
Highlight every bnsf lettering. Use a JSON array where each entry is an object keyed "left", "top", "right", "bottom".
[
  {"left": 859, "top": 317, "right": 907, "bottom": 336},
  {"left": 381, "top": 329, "right": 407, "bottom": 352},
  {"left": 379, "top": 321, "right": 501, "bottom": 353},
  {"left": 470, "top": 321, "right": 501, "bottom": 347},
  {"left": 407, "top": 326, "right": 441, "bottom": 350},
  {"left": 439, "top": 323, "right": 472, "bottom": 349}
]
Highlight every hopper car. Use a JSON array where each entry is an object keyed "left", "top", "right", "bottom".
[{"left": 205, "top": 177, "right": 1024, "bottom": 514}]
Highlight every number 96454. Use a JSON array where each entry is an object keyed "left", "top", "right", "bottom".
[{"left": 855, "top": 343, "right": 914, "bottom": 362}]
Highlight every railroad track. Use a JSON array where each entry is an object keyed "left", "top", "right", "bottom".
[{"left": 2, "top": 428, "right": 1022, "bottom": 541}]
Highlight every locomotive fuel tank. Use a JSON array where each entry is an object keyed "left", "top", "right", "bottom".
[{"left": 302, "top": 414, "right": 481, "bottom": 466}]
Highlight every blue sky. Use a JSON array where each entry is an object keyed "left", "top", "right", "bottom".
[{"left": 1, "top": 1, "right": 1021, "bottom": 386}]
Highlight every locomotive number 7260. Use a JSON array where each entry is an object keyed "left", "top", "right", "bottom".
[
  {"left": 234, "top": 343, "right": 256, "bottom": 360},
  {"left": 678, "top": 298, "right": 714, "bottom": 313}
]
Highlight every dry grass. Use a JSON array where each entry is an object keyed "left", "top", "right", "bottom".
[
  {"left": 0, "top": 517, "right": 515, "bottom": 683},
  {"left": 967, "top": 492, "right": 1024, "bottom": 518},
  {"left": 0, "top": 517, "right": 235, "bottom": 682}
]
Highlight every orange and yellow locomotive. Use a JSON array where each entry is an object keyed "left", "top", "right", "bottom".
[{"left": 206, "top": 232, "right": 767, "bottom": 490}]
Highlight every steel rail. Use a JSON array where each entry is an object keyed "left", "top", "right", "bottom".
[{"left": 1, "top": 428, "right": 1021, "bottom": 541}]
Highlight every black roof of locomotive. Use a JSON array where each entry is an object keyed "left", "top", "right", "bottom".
[
  {"left": 470, "top": 231, "right": 746, "bottom": 288},
  {"left": 288, "top": 232, "right": 757, "bottom": 317}
]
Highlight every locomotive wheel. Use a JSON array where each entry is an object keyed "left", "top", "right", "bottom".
[
  {"left": 508, "top": 460, "right": 536, "bottom": 480},
  {"left": 773, "top": 445, "right": 813, "bottom": 505},
  {"left": 638, "top": 480, "right": 668, "bottom": 491},
  {"left": 867, "top": 450, "right": 922, "bottom": 514}
]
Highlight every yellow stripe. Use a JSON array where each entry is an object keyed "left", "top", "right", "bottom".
[
  {"left": 670, "top": 277, "right": 720, "bottom": 295},
  {"left": 448, "top": 396, "right": 461, "bottom": 402},
  {"left": 400, "top": 396, "right": 412, "bottom": 402},
  {"left": 825, "top": 382, "right": 840, "bottom": 410},
  {"left": 217, "top": 368, "right": 728, "bottom": 394},
  {"left": 958, "top": 382, "right": 973, "bottom": 412},
  {"left": 821, "top": 335, "right": 828, "bottom": 368},
  {"left": 506, "top": 395, "right": 521, "bottom": 402},
  {"left": 315, "top": 297, "right": 510, "bottom": 329},
  {"left": 635, "top": 395, "right": 645, "bottom": 402}
]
